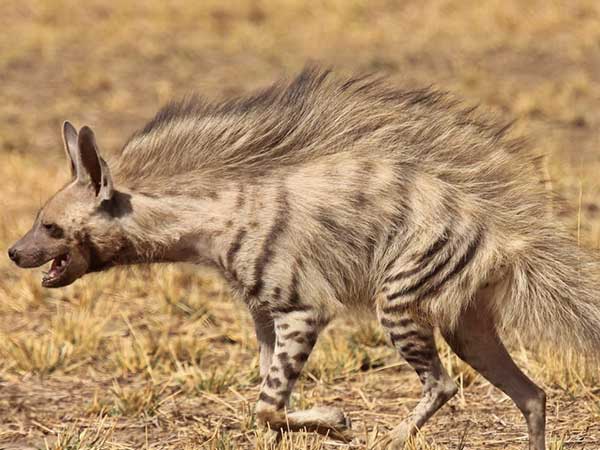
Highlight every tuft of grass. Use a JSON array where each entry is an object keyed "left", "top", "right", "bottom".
[
  {"left": 109, "top": 381, "right": 164, "bottom": 417},
  {"left": 306, "top": 326, "right": 393, "bottom": 383},
  {"left": 172, "top": 364, "right": 240, "bottom": 394},
  {"left": 1, "top": 334, "right": 76, "bottom": 375},
  {"left": 43, "top": 420, "right": 115, "bottom": 450}
]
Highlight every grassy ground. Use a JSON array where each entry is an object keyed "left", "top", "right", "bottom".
[{"left": 1, "top": 1, "right": 600, "bottom": 449}]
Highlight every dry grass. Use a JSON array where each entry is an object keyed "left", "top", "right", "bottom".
[{"left": 1, "top": 0, "right": 600, "bottom": 448}]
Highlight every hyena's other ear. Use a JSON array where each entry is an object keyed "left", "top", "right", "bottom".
[
  {"left": 76, "top": 125, "right": 114, "bottom": 201},
  {"left": 62, "top": 121, "right": 78, "bottom": 177}
]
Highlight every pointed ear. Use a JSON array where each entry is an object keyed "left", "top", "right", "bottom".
[
  {"left": 62, "top": 121, "right": 78, "bottom": 177},
  {"left": 76, "top": 126, "right": 114, "bottom": 201}
]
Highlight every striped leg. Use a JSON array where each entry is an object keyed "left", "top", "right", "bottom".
[
  {"left": 255, "top": 309, "right": 351, "bottom": 440},
  {"left": 378, "top": 306, "right": 457, "bottom": 449}
]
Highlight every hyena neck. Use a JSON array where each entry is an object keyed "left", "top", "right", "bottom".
[{"left": 112, "top": 178, "right": 244, "bottom": 268}]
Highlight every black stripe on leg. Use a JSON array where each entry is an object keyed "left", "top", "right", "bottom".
[
  {"left": 389, "top": 330, "right": 420, "bottom": 342},
  {"left": 382, "top": 303, "right": 414, "bottom": 315},
  {"left": 265, "top": 376, "right": 282, "bottom": 389},
  {"left": 403, "top": 349, "right": 434, "bottom": 361},
  {"left": 397, "top": 342, "right": 419, "bottom": 354},
  {"left": 281, "top": 331, "right": 302, "bottom": 341},
  {"left": 259, "top": 392, "right": 283, "bottom": 408},
  {"left": 293, "top": 352, "right": 310, "bottom": 364},
  {"left": 380, "top": 317, "right": 414, "bottom": 329},
  {"left": 283, "top": 363, "right": 300, "bottom": 381}
]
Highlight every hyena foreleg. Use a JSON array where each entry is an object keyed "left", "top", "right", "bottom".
[
  {"left": 254, "top": 309, "right": 352, "bottom": 440},
  {"left": 378, "top": 304, "right": 457, "bottom": 448},
  {"left": 251, "top": 309, "right": 276, "bottom": 379}
]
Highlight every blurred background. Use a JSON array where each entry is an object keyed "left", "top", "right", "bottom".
[{"left": 1, "top": 1, "right": 599, "bottom": 449}]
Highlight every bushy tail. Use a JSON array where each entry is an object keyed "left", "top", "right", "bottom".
[{"left": 499, "top": 228, "right": 600, "bottom": 357}]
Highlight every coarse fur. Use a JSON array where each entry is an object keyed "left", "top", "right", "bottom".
[
  {"left": 114, "top": 67, "right": 600, "bottom": 355},
  {"left": 9, "top": 66, "right": 600, "bottom": 449}
]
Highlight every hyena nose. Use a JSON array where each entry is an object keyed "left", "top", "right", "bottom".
[{"left": 8, "top": 247, "right": 20, "bottom": 264}]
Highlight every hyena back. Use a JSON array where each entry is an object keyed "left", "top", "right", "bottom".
[{"left": 9, "top": 67, "right": 600, "bottom": 449}]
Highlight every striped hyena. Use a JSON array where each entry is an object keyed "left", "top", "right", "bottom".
[{"left": 9, "top": 67, "right": 600, "bottom": 449}]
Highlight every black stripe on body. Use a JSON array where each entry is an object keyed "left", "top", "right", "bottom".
[
  {"left": 383, "top": 230, "right": 483, "bottom": 313},
  {"left": 226, "top": 228, "right": 247, "bottom": 269},
  {"left": 316, "top": 208, "right": 361, "bottom": 252},
  {"left": 384, "top": 228, "right": 450, "bottom": 284},
  {"left": 416, "top": 230, "right": 483, "bottom": 301},
  {"left": 383, "top": 212, "right": 409, "bottom": 271},
  {"left": 248, "top": 190, "right": 289, "bottom": 297},
  {"left": 236, "top": 185, "right": 246, "bottom": 209},
  {"left": 386, "top": 252, "right": 453, "bottom": 301},
  {"left": 287, "top": 269, "right": 300, "bottom": 306},
  {"left": 271, "top": 259, "right": 309, "bottom": 314},
  {"left": 417, "top": 229, "right": 451, "bottom": 263}
]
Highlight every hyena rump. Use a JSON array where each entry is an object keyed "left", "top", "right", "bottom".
[{"left": 9, "top": 67, "right": 600, "bottom": 449}]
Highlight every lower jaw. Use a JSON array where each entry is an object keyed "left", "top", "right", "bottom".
[
  {"left": 42, "top": 274, "right": 70, "bottom": 288},
  {"left": 42, "top": 279, "right": 61, "bottom": 288}
]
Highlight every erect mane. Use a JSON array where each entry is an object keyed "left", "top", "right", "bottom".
[{"left": 113, "top": 66, "right": 523, "bottom": 187}]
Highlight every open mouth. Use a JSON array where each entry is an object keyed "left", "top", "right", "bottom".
[{"left": 42, "top": 253, "right": 71, "bottom": 287}]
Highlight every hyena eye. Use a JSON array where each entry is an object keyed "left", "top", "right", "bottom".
[{"left": 42, "top": 222, "right": 64, "bottom": 239}]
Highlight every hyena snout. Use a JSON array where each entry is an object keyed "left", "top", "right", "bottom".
[
  {"left": 8, "top": 227, "right": 92, "bottom": 288},
  {"left": 7, "top": 239, "right": 44, "bottom": 268},
  {"left": 7, "top": 246, "right": 20, "bottom": 265}
]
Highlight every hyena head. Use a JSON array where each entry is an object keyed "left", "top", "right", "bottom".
[{"left": 8, "top": 121, "right": 123, "bottom": 288}]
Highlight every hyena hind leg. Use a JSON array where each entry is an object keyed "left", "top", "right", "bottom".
[
  {"left": 378, "top": 306, "right": 458, "bottom": 449},
  {"left": 440, "top": 288, "right": 546, "bottom": 450},
  {"left": 255, "top": 309, "right": 352, "bottom": 441}
]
